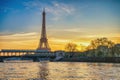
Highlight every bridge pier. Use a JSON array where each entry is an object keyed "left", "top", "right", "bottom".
[
  {"left": 7, "top": 52, "right": 9, "bottom": 56},
  {"left": 4, "top": 52, "right": 7, "bottom": 56}
]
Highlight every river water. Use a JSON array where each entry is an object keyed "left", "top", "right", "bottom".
[{"left": 0, "top": 62, "right": 120, "bottom": 80}]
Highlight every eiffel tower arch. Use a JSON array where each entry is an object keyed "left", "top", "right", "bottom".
[{"left": 37, "top": 9, "right": 51, "bottom": 51}]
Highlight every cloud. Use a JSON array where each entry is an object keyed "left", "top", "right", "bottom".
[
  {"left": 23, "top": 0, "right": 75, "bottom": 21},
  {"left": 10, "top": 32, "right": 38, "bottom": 37},
  {"left": 23, "top": 0, "right": 42, "bottom": 10},
  {"left": 0, "top": 32, "right": 39, "bottom": 42},
  {"left": 46, "top": 1, "right": 75, "bottom": 21},
  {"left": 0, "top": 32, "right": 120, "bottom": 50},
  {"left": 49, "top": 37, "right": 71, "bottom": 44},
  {"left": 0, "top": 6, "right": 14, "bottom": 13},
  {"left": 47, "top": 2, "right": 74, "bottom": 14},
  {"left": 0, "top": 32, "right": 40, "bottom": 49}
]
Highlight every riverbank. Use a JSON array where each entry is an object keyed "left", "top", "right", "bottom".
[
  {"left": 59, "top": 57, "right": 120, "bottom": 63},
  {"left": 0, "top": 57, "right": 120, "bottom": 63}
]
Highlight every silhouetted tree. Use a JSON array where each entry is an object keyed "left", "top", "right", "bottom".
[
  {"left": 65, "top": 43, "right": 77, "bottom": 58},
  {"left": 87, "top": 37, "right": 114, "bottom": 50},
  {"left": 65, "top": 43, "right": 77, "bottom": 52},
  {"left": 112, "top": 44, "right": 120, "bottom": 57},
  {"left": 85, "top": 37, "right": 116, "bottom": 57}
]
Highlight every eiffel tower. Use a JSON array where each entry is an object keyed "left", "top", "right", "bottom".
[{"left": 37, "top": 9, "right": 51, "bottom": 51}]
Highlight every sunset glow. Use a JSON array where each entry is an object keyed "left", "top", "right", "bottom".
[{"left": 0, "top": 0, "right": 120, "bottom": 51}]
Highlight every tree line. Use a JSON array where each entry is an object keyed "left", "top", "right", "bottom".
[{"left": 65, "top": 37, "right": 120, "bottom": 57}]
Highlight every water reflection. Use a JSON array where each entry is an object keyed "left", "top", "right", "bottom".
[
  {"left": 0, "top": 62, "right": 40, "bottom": 80},
  {"left": 0, "top": 62, "right": 120, "bottom": 80},
  {"left": 66, "top": 62, "right": 79, "bottom": 80},
  {"left": 39, "top": 62, "right": 49, "bottom": 80}
]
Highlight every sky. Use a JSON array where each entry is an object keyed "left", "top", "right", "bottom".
[{"left": 0, "top": 0, "right": 120, "bottom": 51}]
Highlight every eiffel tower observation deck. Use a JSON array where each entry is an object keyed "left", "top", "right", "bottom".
[{"left": 37, "top": 9, "right": 51, "bottom": 51}]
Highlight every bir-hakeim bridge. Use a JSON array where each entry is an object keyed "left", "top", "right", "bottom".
[{"left": 0, "top": 9, "right": 65, "bottom": 61}]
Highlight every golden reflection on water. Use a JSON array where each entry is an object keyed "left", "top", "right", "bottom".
[{"left": 0, "top": 62, "right": 120, "bottom": 80}]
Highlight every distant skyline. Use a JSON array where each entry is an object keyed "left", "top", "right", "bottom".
[{"left": 0, "top": 0, "right": 120, "bottom": 51}]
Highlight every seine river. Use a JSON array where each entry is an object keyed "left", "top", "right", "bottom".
[{"left": 0, "top": 62, "right": 120, "bottom": 80}]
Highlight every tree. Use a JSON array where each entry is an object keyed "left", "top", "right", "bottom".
[
  {"left": 65, "top": 43, "right": 77, "bottom": 58},
  {"left": 86, "top": 37, "right": 115, "bottom": 57},
  {"left": 65, "top": 43, "right": 77, "bottom": 52},
  {"left": 112, "top": 44, "right": 120, "bottom": 57},
  {"left": 87, "top": 37, "right": 114, "bottom": 50}
]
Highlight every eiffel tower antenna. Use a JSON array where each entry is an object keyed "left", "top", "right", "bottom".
[{"left": 37, "top": 8, "right": 51, "bottom": 51}]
